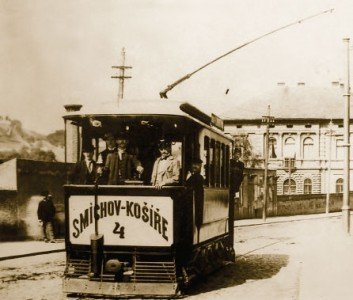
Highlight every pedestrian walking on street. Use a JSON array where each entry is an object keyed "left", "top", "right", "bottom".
[{"left": 37, "top": 190, "right": 56, "bottom": 242}]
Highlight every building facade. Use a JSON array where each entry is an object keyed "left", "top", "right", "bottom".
[{"left": 223, "top": 83, "right": 351, "bottom": 196}]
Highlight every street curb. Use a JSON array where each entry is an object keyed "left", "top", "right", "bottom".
[
  {"left": 0, "top": 248, "right": 65, "bottom": 261},
  {"left": 234, "top": 213, "right": 342, "bottom": 228}
]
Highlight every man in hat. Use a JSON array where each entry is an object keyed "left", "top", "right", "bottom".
[
  {"left": 230, "top": 149, "right": 244, "bottom": 197},
  {"left": 97, "top": 132, "right": 117, "bottom": 166},
  {"left": 105, "top": 136, "right": 144, "bottom": 185},
  {"left": 37, "top": 191, "right": 56, "bottom": 242},
  {"left": 186, "top": 158, "right": 205, "bottom": 230},
  {"left": 151, "top": 141, "right": 180, "bottom": 189},
  {"left": 70, "top": 144, "right": 98, "bottom": 184}
]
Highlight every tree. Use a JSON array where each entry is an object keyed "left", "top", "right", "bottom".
[
  {"left": 47, "top": 130, "right": 65, "bottom": 147},
  {"left": 0, "top": 146, "right": 57, "bottom": 162},
  {"left": 233, "top": 134, "right": 262, "bottom": 168}
]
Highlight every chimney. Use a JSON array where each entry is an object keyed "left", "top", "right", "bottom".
[{"left": 64, "top": 104, "right": 82, "bottom": 112}]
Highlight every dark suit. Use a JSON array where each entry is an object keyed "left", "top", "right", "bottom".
[
  {"left": 230, "top": 159, "right": 245, "bottom": 194},
  {"left": 98, "top": 148, "right": 117, "bottom": 166},
  {"left": 70, "top": 159, "right": 98, "bottom": 184},
  {"left": 186, "top": 173, "right": 204, "bottom": 229},
  {"left": 105, "top": 152, "right": 141, "bottom": 185},
  {"left": 37, "top": 197, "right": 56, "bottom": 241}
]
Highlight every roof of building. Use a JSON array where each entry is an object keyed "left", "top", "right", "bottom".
[{"left": 221, "top": 84, "right": 347, "bottom": 120}]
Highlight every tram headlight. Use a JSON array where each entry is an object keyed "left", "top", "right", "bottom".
[
  {"left": 90, "top": 118, "right": 102, "bottom": 127},
  {"left": 105, "top": 259, "right": 122, "bottom": 273}
]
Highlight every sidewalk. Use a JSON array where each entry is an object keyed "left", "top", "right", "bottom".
[
  {"left": 296, "top": 216, "right": 353, "bottom": 300},
  {"left": 0, "top": 240, "right": 65, "bottom": 261},
  {"left": 234, "top": 211, "right": 342, "bottom": 227}
]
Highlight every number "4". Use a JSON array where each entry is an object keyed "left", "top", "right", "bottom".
[{"left": 113, "top": 222, "right": 125, "bottom": 238}]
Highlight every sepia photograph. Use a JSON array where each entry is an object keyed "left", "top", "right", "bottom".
[{"left": 1, "top": 0, "right": 353, "bottom": 299}]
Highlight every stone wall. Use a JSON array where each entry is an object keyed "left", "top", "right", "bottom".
[
  {"left": 0, "top": 159, "right": 72, "bottom": 240},
  {"left": 235, "top": 168, "right": 277, "bottom": 219},
  {"left": 276, "top": 192, "right": 346, "bottom": 216}
]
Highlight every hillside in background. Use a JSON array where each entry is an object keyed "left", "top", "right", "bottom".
[{"left": 0, "top": 116, "right": 64, "bottom": 162}]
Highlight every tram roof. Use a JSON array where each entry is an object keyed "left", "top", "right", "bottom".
[
  {"left": 64, "top": 99, "right": 189, "bottom": 117},
  {"left": 63, "top": 99, "right": 231, "bottom": 140}
]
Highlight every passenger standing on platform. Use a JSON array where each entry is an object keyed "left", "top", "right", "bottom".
[
  {"left": 70, "top": 144, "right": 98, "bottom": 184},
  {"left": 186, "top": 158, "right": 205, "bottom": 229},
  {"left": 37, "top": 191, "right": 56, "bottom": 243},
  {"left": 151, "top": 141, "right": 180, "bottom": 189},
  {"left": 105, "top": 136, "right": 144, "bottom": 184},
  {"left": 230, "top": 149, "right": 245, "bottom": 197},
  {"left": 97, "top": 132, "right": 117, "bottom": 166}
]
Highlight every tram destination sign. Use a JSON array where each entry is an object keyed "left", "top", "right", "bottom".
[{"left": 68, "top": 195, "right": 173, "bottom": 246}]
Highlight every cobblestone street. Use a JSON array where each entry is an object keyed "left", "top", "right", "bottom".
[{"left": 1, "top": 215, "right": 352, "bottom": 300}]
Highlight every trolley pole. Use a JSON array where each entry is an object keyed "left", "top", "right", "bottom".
[
  {"left": 325, "top": 120, "right": 334, "bottom": 214},
  {"left": 342, "top": 38, "right": 351, "bottom": 234},
  {"left": 262, "top": 105, "right": 274, "bottom": 221},
  {"left": 112, "top": 47, "right": 132, "bottom": 105}
]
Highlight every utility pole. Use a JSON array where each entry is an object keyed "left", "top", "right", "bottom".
[
  {"left": 342, "top": 38, "right": 351, "bottom": 234},
  {"left": 262, "top": 105, "right": 275, "bottom": 221},
  {"left": 111, "top": 47, "right": 132, "bottom": 105},
  {"left": 325, "top": 120, "right": 335, "bottom": 214}
]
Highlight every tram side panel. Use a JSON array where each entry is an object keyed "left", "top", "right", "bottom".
[{"left": 194, "top": 188, "right": 230, "bottom": 244}]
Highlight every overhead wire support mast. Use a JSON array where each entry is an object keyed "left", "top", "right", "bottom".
[
  {"left": 112, "top": 47, "right": 132, "bottom": 105},
  {"left": 262, "top": 105, "right": 275, "bottom": 222},
  {"left": 159, "top": 8, "right": 334, "bottom": 99}
]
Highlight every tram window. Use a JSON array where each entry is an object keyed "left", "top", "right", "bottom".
[
  {"left": 67, "top": 118, "right": 186, "bottom": 186},
  {"left": 225, "top": 145, "right": 230, "bottom": 187},
  {"left": 215, "top": 141, "right": 221, "bottom": 187},
  {"left": 204, "top": 136, "right": 210, "bottom": 186},
  {"left": 221, "top": 143, "right": 226, "bottom": 187},
  {"left": 210, "top": 139, "right": 215, "bottom": 187},
  {"left": 171, "top": 142, "right": 182, "bottom": 178},
  {"left": 65, "top": 121, "right": 80, "bottom": 163}
]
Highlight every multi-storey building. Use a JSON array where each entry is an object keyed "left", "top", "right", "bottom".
[{"left": 223, "top": 83, "right": 350, "bottom": 195}]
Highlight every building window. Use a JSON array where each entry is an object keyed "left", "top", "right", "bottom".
[
  {"left": 284, "top": 157, "right": 295, "bottom": 169},
  {"left": 283, "top": 178, "right": 296, "bottom": 195},
  {"left": 336, "top": 178, "right": 343, "bottom": 193},
  {"left": 303, "top": 137, "right": 314, "bottom": 159},
  {"left": 336, "top": 139, "right": 344, "bottom": 159},
  {"left": 303, "top": 178, "right": 312, "bottom": 194},
  {"left": 269, "top": 137, "right": 277, "bottom": 158},
  {"left": 283, "top": 137, "right": 296, "bottom": 157}
]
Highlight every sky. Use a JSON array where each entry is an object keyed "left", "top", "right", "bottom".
[{"left": 0, "top": 0, "right": 352, "bottom": 134}]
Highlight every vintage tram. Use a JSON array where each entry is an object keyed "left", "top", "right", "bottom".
[{"left": 62, "top": 99, "right": 235, "bottom": 297}]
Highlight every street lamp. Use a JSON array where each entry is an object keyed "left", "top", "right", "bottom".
[
  {"left": 342, "top": 38, "right": 351, "bottom": 234},
  {"left": 325, "top": 120, "right": 335, "bottom": 214}
]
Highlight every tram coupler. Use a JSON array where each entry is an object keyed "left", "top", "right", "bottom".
[{"left": 90, "top": 234, "right": 104, "bottom": 276}]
